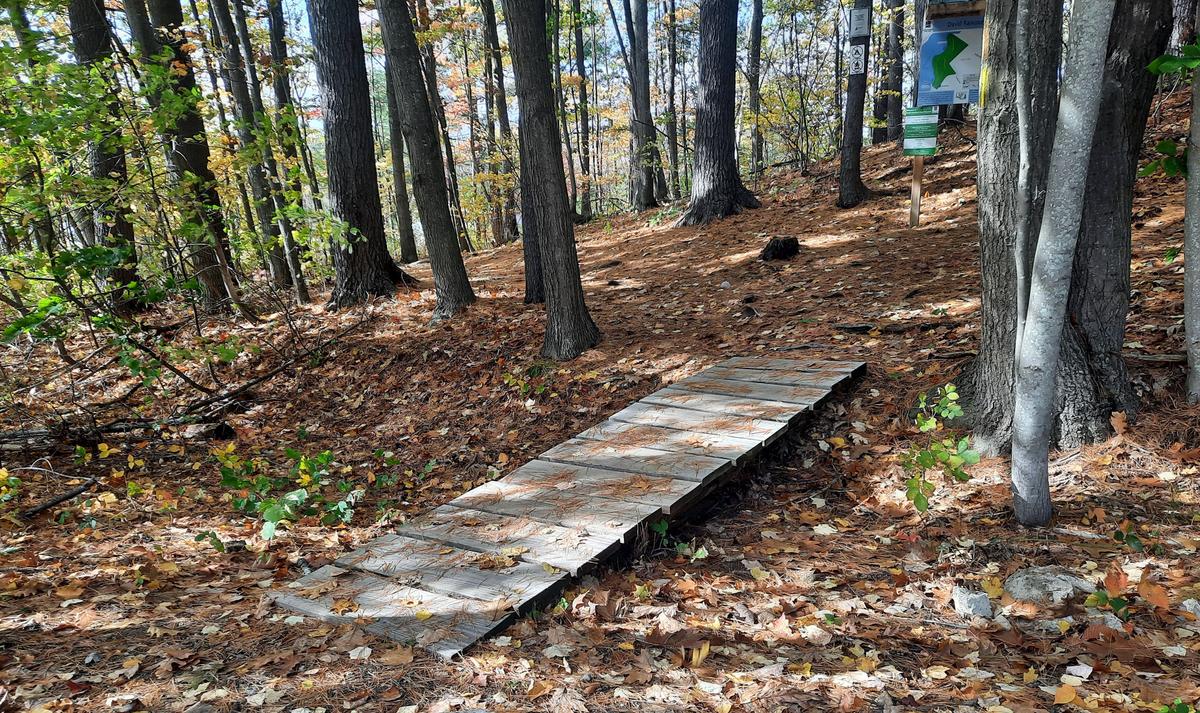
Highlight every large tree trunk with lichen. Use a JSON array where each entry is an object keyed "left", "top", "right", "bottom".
[
  {"left": 504, "top": 0, "right": 600, "bottom": 359},
  {"left": 306, "top": 0, "right": 414, "bottom": 309},
  {"left": 836, "top": 0, "right": 869, "bottom": 208}
]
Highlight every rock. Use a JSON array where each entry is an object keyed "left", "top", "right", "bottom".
[
  {"left": 952, "top": 586, "right": 993, "bottom": 619},
  {"left": 719, "top": 280, "right": 732, "bottom": 289},
  {"left": 1085, "top": 608, "right": 1127, "bottom": 631},
  {"left": 1004, "top": 566, "right": 1095, "bottom": 606},
  {"left": 760, "top": 236, "right": 800, "bottom": 261},
  {"left": 1180, "top": 598, "right": 1200, "bottom": 619}
]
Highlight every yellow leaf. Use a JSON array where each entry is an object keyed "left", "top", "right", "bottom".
[
  {"left": 414, "top": 609, "right": 433, "bottom": 621},
  {"left": 527, "top": 680, "right": 555, "bottom": 700},
  {"left": 1054, "top": 685, "right": 1077, "bottom": 705},
  {"left": 982, "top": 577, "right": 1004, "bottom": 599},
  {"left": 617, "top": 641, "right": 635, "bottom": 650},
  {"left": 1023, "top": 667, "right": 1038, "bottom": 683},
  {"left": 1056, "top": 619, "right": 1071, "bottom": 634},
  {"left": 828, "top": 437, "right": 847, "bottom": 449}
]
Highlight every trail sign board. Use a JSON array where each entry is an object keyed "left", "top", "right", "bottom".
[
  {"left": 849, "top": 44, "right": 866, "bottom": 75},
  {"left": 903, "top": 107, "right": 938, "bottom": 156},
  {"left": 849, "top": 8, "right": 870, "bottom": 38},
  {"left": 917, "top": 14, "right": 984, "bottom": 106}
]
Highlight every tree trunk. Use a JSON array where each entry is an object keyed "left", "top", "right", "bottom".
[
  {"left": 747, "top": 0, "right": 764, "bottom": 174},
  {"left": 1011, "top": 0, "right": 1116, "bottom": 526},
  {"left": 384, "top": 55, "right": 420, "bottom": 264},
  {"left": 836, "top": 0, "right": 869, "bottom": 208},
  {"left": 963, "top": 0, "right": 1168, "bottom": 454},
  {"left": 504, "top": 0, "right": 601, "bottom": 359},
  {"left": 665, "top": 0, "right": 680, "bottom": 199},
  {"left": 519, "top": 123, "right": 545, "bottom": 304},
  {"left": 209, "top": 0, "right": 289, "bottom": 290},
  {"left": 126, "top": 0, "right": 246, "bottom": 314},
  {"left": 885, "top": 0, "right": 903, "bottom": 141},
  {"left": 573, "top": 0, "right": 593, "bottom": 220},
  {"left": 306, "top": 0, "right": 413, "bottom": 308},
  {"left": 66, "top": 0, "right": 141, "bottom": 315},
  {"left": 1189, "top": 3, "right": 1200, "bottom": 402},
  {"left": 379, "top": 0, "right": 476, "bottom": 319},
  {"left": 627, "top": 0, "right": 658, "bottom": 209},
  {"left": 264, "top": 0, "right": 311, "bottom": 303},
  {"left": 675, "top": 0, "right": 758, "bottom": 226},
  {"left": 480, "top": 0, "right": 520, "bottom": 243},
  {"left": 1174, "top": 0, "right": 1198, "bottom": 50}
]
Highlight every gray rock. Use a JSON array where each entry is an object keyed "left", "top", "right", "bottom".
[
  {"left": 952, "top": 586, "right": 994, "bottom": 619},
  {"left": 1180, "top": 599, "right": 1200, "bottom": 619},
  {"left": 1004, "top": 566, "right": 1095, "bottom": 606},
  {"left": 1086, "top": 608, "right": 1127, "bottom": 631}
]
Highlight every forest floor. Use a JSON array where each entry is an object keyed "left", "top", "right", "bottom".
[{"left": 3, "top": 92, "right": 1200, "bottom": 712}]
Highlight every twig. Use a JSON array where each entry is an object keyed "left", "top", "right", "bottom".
[{"left": 20, "top": 477, "right": 96, "bottom": 518}]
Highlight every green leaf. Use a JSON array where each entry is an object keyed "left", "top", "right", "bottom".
[{"left": 1157, "top": 139, "right": 1179, "bottom": 157}]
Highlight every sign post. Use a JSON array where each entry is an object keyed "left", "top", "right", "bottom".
[{"left": 904, "top": 107, "right": 938, "bottom": 227}]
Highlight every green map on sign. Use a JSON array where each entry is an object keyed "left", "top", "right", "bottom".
[{"left": 931, "top": 33, "right": 968, "bottom": 88}]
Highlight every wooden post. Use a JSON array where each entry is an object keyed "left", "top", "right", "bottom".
[{"left": 909, "top": 155, "right": 924, "bottom": 228}]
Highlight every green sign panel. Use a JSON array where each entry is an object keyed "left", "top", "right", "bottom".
[{"left": 904, "top": 107, "right": 938, "bottom": 156}]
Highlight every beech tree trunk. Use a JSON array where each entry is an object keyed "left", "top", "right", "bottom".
[
  {"left": 384, "top": 55, "right": 420, "bottom": 264},
  {"left": 379, "top": 0, "right": 476, "bottom": 319},
  {"left": 675, "top": 0, "right": 758, "bottom": 226},
  {"left": 66, "top": 0, "right": 141, "bottom": 315},
  {"left": 504, "top": 0, "right": 600, "bottom": 359},
  {"left": 306, "top": 0, "right": 413, "bottom": 308},
  {"left": 963, "top": 0, "right": 1169, "bottom": 454},
  {"left": 1174, "top": 0, "right": 1198, "bottom": 50},
  {"left": 1011, "top": 0, "right": 1116, "bottom": 526},
  {"left": 747, "top": 0, "right": 764, "bottom": 174},
  {"left": 836, "top": 0, "right": 869, "bottom": 208}
]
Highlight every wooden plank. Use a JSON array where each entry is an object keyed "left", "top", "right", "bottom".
[
  {"left": 641, "top": 387, "right": 807, "bottom": 424},
  {"left": 395, "top": 505, "right": 617, "bottom": 576},
  {"left": 674, "top": 375, "right": 828, "bottom": 406},
  {"left": 448, "top": 479, "right": 659, "bottom": 543},
  {"left": 574, "top": 419, "right": 763, "bottom": 462},
  {"left": 335, "top": 534, "right": 566, "bottom": 613},
  {"left": 539, "top": 438, "right": 732, "bottom": 483},
  {"left": 505, "top": 459, "right": 708, "bottom": 515},
  {"left": 718, "top": 356, "right": 866, "bottom": 374},
  {"left": 609, "top": 401, "right": 788, "bottom": 445},
  {"left": 701, "top": 366, "right": 848, "bottom": 389},
  {"left": 272, "top": 565, "right": 510, "bottom": 660}
]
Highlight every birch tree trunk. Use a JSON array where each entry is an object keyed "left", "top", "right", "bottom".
[
  {"left": 1186, "top": 2, "right": 1200, "bottom": 401},
  {"left": 1011, "top": 0, "right": 1117, "bottom": 526}
]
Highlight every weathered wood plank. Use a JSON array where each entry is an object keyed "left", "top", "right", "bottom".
[
  {"left": 574, "top": 419, "right": 763, "bottom": 462},
  {"left": 396, "top": 505, "right": 617, "bottom": 576},
  {"left": 448, "top": 479, "right": 659, "bottom": 543},
  {"left": 718, "top": 356, "right": 866, "bottom": 374},
  {"left": 335, "top": 534, "right": 566, "bottom": 613},
  {"left": 539, "top": 438, "right": 732, "bottom": 483},
  {"left": 674, "top": 375, "right": 828, "bottom": 406},
  {"left": 609, "top": 401, "right": 788, "bottom": 445},
  {"left": 641, "top": 387, "right": 807, "bottom": 424},
  {"left": 701, "top": 366, "right": 848, "bottom": 389},
  {"left": 272, "top": 565, "right": 510, "bottom": 660},
  {"left": 505, "top": 459, "right": 708, "bottom": 514}
]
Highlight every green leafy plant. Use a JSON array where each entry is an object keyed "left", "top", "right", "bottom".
[
  {"left": 0, "top": 468, "right": 21, "bottom": 507},
  {"left": 899, "top": 384, "right": 979, "bottom": 513},
  {"left": 1159, "top": 699, "right": 1199, "bottom": 713},
  {"left": 1140, "top": 139, "right": 1188, "bottom": 178}
]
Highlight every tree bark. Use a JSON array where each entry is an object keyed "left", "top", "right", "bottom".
[
  {"left": 264, "top": 0, "right": 311, "bottom": 303},
  {"left": 378, "top": 0, "right": 476, "bottom": 319},
  {"left": 519, "top": 123, "right": 545, "bottom": 304},
  {"left": 1174, "top": 0, "right": 1198, "bottom": 50},
  {"left": 306, "top": 0, "right": 413, "bottom": 308},
  {"left": 66, "top": 0, "right": 142, "bottom": 315},
  {"left": 963, "top": 0, "right": 1168, "bottom": 454},
  {"left": 747, "top": 0, "right": 764, "bottom": 174},
  {"left": 125, "top": 0, "right": 246, "bottom": 314},
  {"left": 480, "top": 0, "right": 520, "bottom": 243},
  {"left": 665, "top": 0, "right": 680, "bottom": 199},
  {"left": 1189, "top": 2, "right": 1200, "bottom": 402},
  {"left": 675, "top": 0, "right": 758, "bottom": 226},
  {"left": 621, "top": 0, "right": 659, "bottom": 210},
  {"left": 504, "top": 0, "right": 601, "bottom": 359},
  {"left": 573, "top": 0, "right": 593, "bottom": 220},
  {"left": 1011, "top": 0, "right": 1116, "bottom": 526},
  {"left": 836, "top": 0, "right": 869, "bottom": 208},
  {"left": 384, "top": 55, "right": 420, "bottom": 264},
  {"left": 885, "top": 0, "right": 903, "bottom": 141}
]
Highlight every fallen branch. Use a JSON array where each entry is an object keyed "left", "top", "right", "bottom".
[{"left": 21, "top": 477, "right": 96, "bottom": 519}]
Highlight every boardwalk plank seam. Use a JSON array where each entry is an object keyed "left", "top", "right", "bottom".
[{"left": 272, "top": 355, "right": 863, "bottom": 659}]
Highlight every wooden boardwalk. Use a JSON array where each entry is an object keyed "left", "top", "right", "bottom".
[{"left": 272, "top": 356, "right": 864, "bottom": 659}]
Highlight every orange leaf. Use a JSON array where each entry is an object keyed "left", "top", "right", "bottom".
[
  {"left": 1137, "top": 580, "right": 1171, "bottom": 610},
  {"left": 1054, "top": 685, "right": 1077, "bottom": 705},
  {"left": 1104, "top": 563, "right": 1128, "bottom": 595}
]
